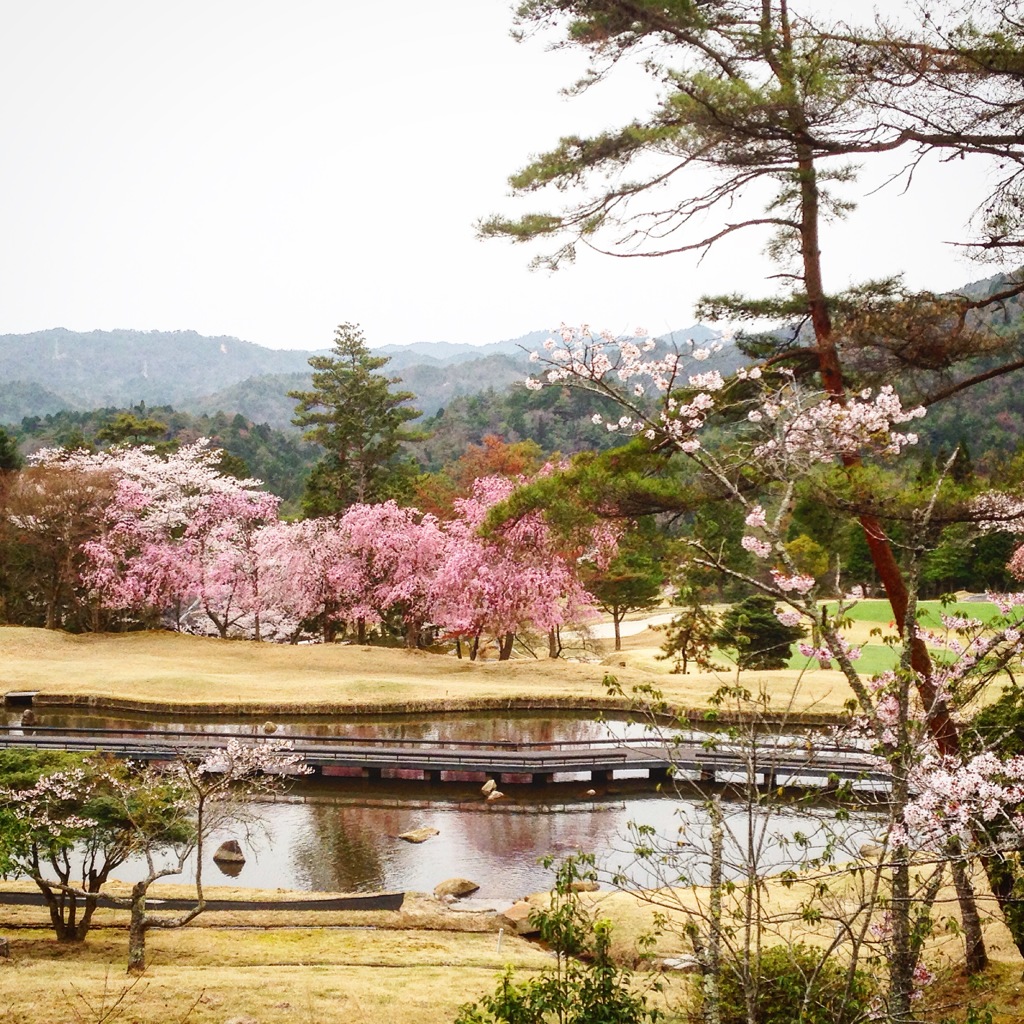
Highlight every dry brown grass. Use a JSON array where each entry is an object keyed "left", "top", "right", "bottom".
[
  {"left": 0, "top": 625, "right": 861, "bottom": 719},
  {"left": 0, "top": 884, "right": 690, "bottom": 1024}
]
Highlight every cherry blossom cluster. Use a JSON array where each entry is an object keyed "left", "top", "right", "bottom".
[
  {"left": 0, "top": 765, "right": 105, "bottom": 838},
  {"left": 525, "top": 328, "right": 928, "bottom": 475},
  {"left": 898, "top": 751, "right": 1024, "bottom": 850},
  {"left": 35, "top": 437, "right": 611, "bottom": 647},
  {"left": 752, "top": 386, "right": 925, "bottom": 464},
  {"left": 178, "top": 737, "right": 310, "bottom": 780}
]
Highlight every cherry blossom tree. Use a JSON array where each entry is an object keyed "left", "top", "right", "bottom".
[
  {"left": 521, "top": 326, "right": 1024, "bottom": 1012},
  {"left": 336, "top": 500, "right": 445, "bottom": 647},
  {"left": 30, "top": 441, "right": 281, "bottom": 635},
  {"left": 0, "top": 740, "right": 307, "bottom": 969},
  {"left": 432, "top": 475, "right": 600, "bottom": 660}
]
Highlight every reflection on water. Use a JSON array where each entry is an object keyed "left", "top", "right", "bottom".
[
  {"left": 2, "top": 707, "right": 647, "bottom": 745},
  {"left": 107, "top": 784, "right": 883, "bottom": 899},
  {"left": 5, "top": 706, "right": 881, "bottom": 897}
]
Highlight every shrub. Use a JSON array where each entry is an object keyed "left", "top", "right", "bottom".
[{"left": 708, "top": 943, "right": 873, "bottom": 1024}]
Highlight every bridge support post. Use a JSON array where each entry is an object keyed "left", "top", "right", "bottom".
[
  {"left": 307, "top": 764, "right": 324, "bottom": 778},
  {"left": 699, "top": 766, "right": 715, "bottom": 783},
  {"left": 763, "top": 770, "right": 777, "bottom": 789},
  {"left": 531, "top": 773, "right": 553, "bottom": 786},
  {"left": 364, "top": 767, "right": 382, "bottom": 781},
  {"left": 426, "top": 769, "right": 443, "bottom": 784},
  {"left": 650, "top": 767, "right": 671, "bottom": 783},
  {"left": 591, "top": 769, "right": 614, "bottom": 784}
]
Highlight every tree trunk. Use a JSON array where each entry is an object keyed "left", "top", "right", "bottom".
[
  {"left": 127, "top": 884, "right": 148, "bottom": 975},
  {"left": 613, "top": 613, "right": 622, "bottom": 652},
  {"left": 951, "top": 851, "right": 988, "bottom": 974},
  {"left": 498, "top": 632, "right": 515, "bottom": 661},
  {"left": 791, "top": 125, "right": 992, "bottom": 963},
  {"left": 356, "top": 617, "right": 366, "bottom": 645},
  {"left": 548, "top": 628, "right": 560, "bottom": 659}
]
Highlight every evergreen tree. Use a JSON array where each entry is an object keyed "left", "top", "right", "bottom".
[
  {"left": 0, "top": 425, "right": 21, "bottom": 471},
  {"left": 289, "top": 323, "right": 422, "bottom": 513},
  {"left": 712, "top": 594, "right": 806, "bottom": 671}
]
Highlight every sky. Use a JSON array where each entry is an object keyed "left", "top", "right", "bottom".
[{"left": 0, "top": 1, "right": 1009, "bottom": 351}]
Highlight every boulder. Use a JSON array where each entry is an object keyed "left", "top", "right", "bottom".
[
  {"left": 262, "top": 721, "right": 278, "bottom": 734},
  {"left": 859, "top": 842, "right": 884, "bottom": 860},
  {"left": 481, "top": 778, "right": 497, "bottom": 795},
  {"left": 658, "top": 955, "right": 701, "bottom": 973},
  {"left": 499, "top": 901, "right": 540, "bottom": 935},
  {"left": 398, "top": 827, "right": 440, "bottom": 844},
  {"left": 485, "top": 790, "right": 504, "bottom": 803},
  {"left": 434, "top": 877, "right": 480, "bottom": 898},
  {"left": 568, "top": 879, "right": 599, "bottom": 893},
  {"left": 213, "top": 840, "right": 246, "bottom": 864}
]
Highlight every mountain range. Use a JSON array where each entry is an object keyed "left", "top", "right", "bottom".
[{"left": 0, "top": 325, "right": 721, "bottom": 429}]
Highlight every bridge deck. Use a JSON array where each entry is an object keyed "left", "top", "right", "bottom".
[{"left": 0, "top": 726, "right": 890, "bottom": 788}]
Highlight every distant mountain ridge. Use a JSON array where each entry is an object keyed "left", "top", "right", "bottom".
[{"left": 0, "top": 324, "right": 722, "bottom": 428}]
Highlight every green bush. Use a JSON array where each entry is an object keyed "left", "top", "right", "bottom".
[{"left": 709, "top": 943, "right": 873, "bottom": 1024}]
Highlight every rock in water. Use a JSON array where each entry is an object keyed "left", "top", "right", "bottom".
[
  {"left": 481, "top": 778, "right": 497, "bottom": 795},
  {"left": 398, "top": 827, "right": 440, "bottom": 843},
  {"left": 485, "top": 790, "right": 504, "bottom": 803},
  {"left": 213, "top": 840, "right": 246, "bottom": 864},
  {"left": 434, "top": 878, "right": 480, "bottom": 898}
]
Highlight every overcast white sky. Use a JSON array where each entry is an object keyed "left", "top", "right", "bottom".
[{"left": 0, "top": 1, "right": 1008, "bottom": 351}]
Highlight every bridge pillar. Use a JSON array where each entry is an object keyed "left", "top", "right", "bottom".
[
  {"left": 531, "top": 773, "right": 553, "bottom": 786},
  {"left": 763, "top": 770, "right": 778, "bottom": 789},
  {"left": 426, "top": 769, "right": 443, "bottom": 784},
  {"left": 308, "top": 764, "right": 324, "bottom": 778},
  {"left": 591, "top": 769, "right": 614, "bottom": 784},
  {"left": 699, "top": 766, "right": 715, "bottom": 783},
  {"left": 364, "top": 767, "right": 382, "bottom": 781},
  {"left": 650, "top": 767, "right": 671, "bottom": 783}
]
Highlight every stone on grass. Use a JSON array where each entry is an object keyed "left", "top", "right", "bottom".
[
  {"left": 658, "top": 955, "right": 701, "bottom": 973},
  {"left": 213, "top": 840, "right": 245, "bottom": 864},
  {"left": 859, "top": 842, "right": 884, "bottom": 860},
  {"left": 398, "top": 827, "right": 440, "bottom": 844},
  {"left": 499, "top": 901, "right": 540, "bottom": 935},
  {"left": 434, "top": 878, "right": 480, "bottom": 898}
]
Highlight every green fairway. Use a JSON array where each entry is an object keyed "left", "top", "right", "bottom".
[{"left": 827, "top": 598, "right": 1002, "bottom": 627}]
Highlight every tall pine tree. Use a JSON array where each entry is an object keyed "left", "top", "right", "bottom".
[{"left": 289, "top": 323, "right": 422, "bottom": 515}]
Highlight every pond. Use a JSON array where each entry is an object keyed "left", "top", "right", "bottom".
[{"left": 4, "top": 706, "right": 884, "bottom": 899}]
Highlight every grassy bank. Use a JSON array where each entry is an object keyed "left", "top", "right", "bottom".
[{"left": 0, "top": 625, "right": 866, "bottom": 719}]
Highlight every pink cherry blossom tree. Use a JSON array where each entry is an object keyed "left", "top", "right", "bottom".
[
  {"left": 336, "top": 500, "right": 445, "bottom": 647},
  {"left": 30, "top": 441, "right": 282, "bottom": 636},
  {"left": 432, "top": 475, "right": 600, "bottom": 660}
]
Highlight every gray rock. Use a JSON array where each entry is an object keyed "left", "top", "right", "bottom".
[{"left": 213, "top": 840, "right": 246, "bottom": 864}]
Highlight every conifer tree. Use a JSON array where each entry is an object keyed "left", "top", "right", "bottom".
[{"left": 289, "top": 323, "right": 421, "bottom": 514}]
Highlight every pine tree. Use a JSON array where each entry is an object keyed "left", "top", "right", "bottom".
[{"left": 289, "top": 323, "right": 422, "bottom": 514}]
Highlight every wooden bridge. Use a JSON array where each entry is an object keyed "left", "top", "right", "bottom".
[{"left": 0, "top": 725, "right": 890, "bottom": 790}]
